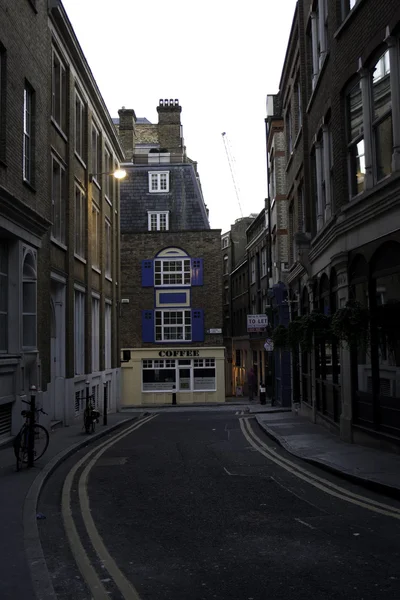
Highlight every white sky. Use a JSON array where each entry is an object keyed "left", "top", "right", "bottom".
[{"left": 62, "top": 0, "right": 297, "bottom": 233}]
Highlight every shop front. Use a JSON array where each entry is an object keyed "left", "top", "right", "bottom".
[{"left": 121, "top": 347, "right": 226, "bottom": 406}]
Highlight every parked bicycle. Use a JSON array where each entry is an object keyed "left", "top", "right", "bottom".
[
  {"left": 83, "top": 394, "right": 100, "bottom": 434},
  {"left": 13, "top": 399, "right": 49, "bottom": 471}
]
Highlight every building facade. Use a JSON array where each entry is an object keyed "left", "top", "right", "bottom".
[
  {"left": 267, "top": 0, "right": 400, "bottom": 448},
  {"left": 0, "top": 0, "right": 124, "bottom": 441},
  {"left": 0, "top": 0, "right": 51, "bottom": 439},
  {"left": 118, "top": 100, "right": 224, "bottom": 406},
  {"left": 48, "top": 1, "right": 124, "bottom": 425},
  {"left": 221, "top": 215, "right": 255, "bottom": 396}
]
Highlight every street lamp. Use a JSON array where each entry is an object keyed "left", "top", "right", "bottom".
[{"left": 89, "top": 168, "right": 127, "bottom": 183}]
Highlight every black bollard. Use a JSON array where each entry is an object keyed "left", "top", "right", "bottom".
[
  {"left": 103, "top": 382, "right": 108, "bottom": 426},
  {"left": 172, "top": 385, "right": 177, "bottom": 405}
]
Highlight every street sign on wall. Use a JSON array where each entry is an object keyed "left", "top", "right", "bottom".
[{"left": 247, "top": 314, "right": 268, "bottom": 332}]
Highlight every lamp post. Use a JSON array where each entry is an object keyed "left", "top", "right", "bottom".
[{"left": 89, "top": 168, "right": 127, "bottom": 183}]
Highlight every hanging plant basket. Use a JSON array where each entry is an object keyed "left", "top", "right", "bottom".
[
  {"left": 272, "top": 324, "right": 288, "bottom": 349},
  {"left": 287, "top": 312, "right": 332, "bottom": 352},
  {"left": 331, "top": 300, "right": 369, "bottom": 349},
  {"left": 287, "top": 318, "right": 304, "bottom": 351}
]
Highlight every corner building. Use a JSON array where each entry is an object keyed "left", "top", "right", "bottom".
[{"left": 117, "top": 100, "right": 224, "bottom": 406}]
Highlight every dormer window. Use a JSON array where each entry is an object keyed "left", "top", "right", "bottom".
[
  {"left": 149, "top": 171, "right": 169, "bottom": 193},
  {"left": 148, "top": 211, "right": 169, "bottom": 231}
]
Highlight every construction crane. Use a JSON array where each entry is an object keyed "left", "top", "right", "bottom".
[{"left": 221, "top": 132, "right": 243, "bottom": 218}]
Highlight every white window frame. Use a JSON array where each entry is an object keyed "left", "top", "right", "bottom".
[
  {"left": 105, "top": 301, "right": 112, "bottom": 369},
  {"left": 91, "top": 121, "right": 101, "bottom": 184},
  {"left": 52, "top": 48, "right": 67, "bottom": 132},
  {"left": 0, "top": 243, "right": 7, "bottom": 352},
  {"left": 141, "top": 358, "right": 216, "bottom": 392},
  {"left": 51, "top": 155, "right": 66, "bottom": 245},
  {"left": 91, "top": 295, "right": 100, "bottom": 372},
  {"left": 148, "top": 171, "right": 169, "bottom": 193},
  {"left": 74, "top": 185, "right": 86, "bottom": 259},
  {"left": 154, "top": 258, "right": 191, "bottom": 287},
  {"left": 222, "top": 236, "right": 229, "bottom": 249},
  {"left": 22, "top": 252, "right": 37, "bottom": 350},
  {"left": 261, "top": 247, "right": 267, "bottom": 277},
  {"left": 155, "top": 309, "right": 192, "bottom": 342},
  {"left": 91, "top": 202, "right": 100, "bottom": 270},
  {"left": 23, "top": 85, "right": 33, "bottom": 183},
  {"left": 223, "top": 255, "right": 229, "bottom": 275},
  {"left": 104, "top": 147, "right": 112, "bottom": 201},
  {"left": 105, "top": 218, "right": 112, "bottom": 278},
  {"left": 148, "top": 211, "right": 169, "bottom": 231},
  {"left": 74, "top": 289, "right": 85, "bottom": 375},
  {"left": 75, "top": 90, "right": 85, "bottom": 160},
  {"left": 251, "top": 257, "right": 256, "bottom": 284}
]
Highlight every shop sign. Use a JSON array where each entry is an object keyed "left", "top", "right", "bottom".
[
  {"left": 264, "top": 338, "right": 274, "bottom": 352},
  {"left": 158, "top": 349, "right": 200, "bottom": 358},
  {"left": 207, "top": 328, "right": 222, "bottom": 334},
  {"left": 247, "top": 314, "right": 268, "bottom": 332}
]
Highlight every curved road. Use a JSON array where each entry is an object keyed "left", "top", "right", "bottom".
[{"left": 39, "top": 411, "right": 400, "bottom": 600}]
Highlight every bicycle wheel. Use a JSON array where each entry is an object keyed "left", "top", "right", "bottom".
[
  {"left": 31, "top": 424, "right": 50, "bottom": 461},
  {"left": 13, "top": 429, "right": 27, "bottom": 471}
]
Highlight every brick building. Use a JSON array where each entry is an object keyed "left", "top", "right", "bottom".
[
  {"left": 0, "top": 0, "right": 51, "bottom": 439},
  {"left": 221, "top": 216, "right": 255, "bottom": 396},
  {"left": 0, "top": 0, "right": 124, "bottom": 441},
  {"left": 117, "top": 100, "right": 225, "bottom": 406},
  {"left": 267, "top": 0, "right": 400, "bottom": 447}
]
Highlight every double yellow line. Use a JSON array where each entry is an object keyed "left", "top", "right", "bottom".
[
  {"left": 240, "top": 417, "right": 400, "bottom": 521},
  {"left": 62, "top": 414, "right": 158, "bottom": 600}
]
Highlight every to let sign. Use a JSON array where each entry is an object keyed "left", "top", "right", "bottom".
[{"left": 247, "top": 314, "right": 268, "bottom": 332}]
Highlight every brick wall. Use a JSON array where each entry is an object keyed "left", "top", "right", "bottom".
[{"left": 120, "top": 230, "right": 223, "bottom": 349}]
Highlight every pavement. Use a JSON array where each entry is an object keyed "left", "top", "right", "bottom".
[
  {"left": 0, "top": 412, "right": 143, "bottom": 600},
  {"left": 256, "top": 411, "right": 400, "bottom": 498}
]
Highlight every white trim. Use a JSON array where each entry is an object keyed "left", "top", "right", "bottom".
[
  {"left": 105, "top": 298, "right": 112, "bottom": 305},
  {"left": 148, "top": 171, "right": 170, "bottom": 193},
  {"left": 74, "top": 283, "right": 86, "bottom": 293},
  {"left": 91, "top": 291, "right": 100, "bottom": 299},
  {"left": 51, "top": 271, "right": 66, "bottom": 284},
  {"left": 147, "top": 210, "right": 169, "bottom": 231}
]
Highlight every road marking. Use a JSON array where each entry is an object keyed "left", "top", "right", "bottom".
[
  {"left": 239, "top": 417, "right": 400, "bottom": 521},
  {"left": 295, "top": 518, "right": 316, "bottom": 529},
  {"left": 62, "top": 414, "right": 157, "bottom": 599}
]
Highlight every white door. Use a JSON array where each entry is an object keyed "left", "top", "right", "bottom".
[{"left": 50, "top": 281, "right": 66, "bottom": 421}]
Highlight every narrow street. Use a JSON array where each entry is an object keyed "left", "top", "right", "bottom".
[{"left": 39, "top": 411, "right": 400, "bottom": 600}]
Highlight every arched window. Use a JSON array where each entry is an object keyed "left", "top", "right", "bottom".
[{"left": 22, "top": 252, "right": 37, "bottom": 349}]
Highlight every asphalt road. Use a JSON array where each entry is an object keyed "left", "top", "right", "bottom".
[{"left": 39, "top": 411, "right": 400, "bottom": 600}]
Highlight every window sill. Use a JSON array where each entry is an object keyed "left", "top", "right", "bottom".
[
  {"left": 105, "top": 195, "right": 112, "bottom": 207},
  {"left": 91, "top": 178, "right": 101, "bottom": 191},
  {"left": 74, "top": 253, "right": 87, "bottom": 264},
  {"left": 341, "top": 170, "right": 400, "bottom": 214},
  {"left": 92, "top": 266, "right": 101, "bottom": 275},
  {"left": 51, "top": 237, "right": 67, "bottom": 251},
  {"left": 74, "top": 151, "right": 87, "bottom": 170},
  {"left": 148, "top": 191, "right": 170, "bottom": 195},
  {"left": 105, "top": 275, "right": 112, "bottom": 283},
  {"left": 285, "top": 152, "right": 294, "bottom": 172},
  {"left": 23, "top": 179, "right": 36, "bottom": 193},
  {"left": 334, "top": 0, "right": 366, "bottom": 39},
  {"left": 294, "top": 127, "right": 302, "bottom": 150},
  {"left": 306, "top": 52, "right": 329, "bottom": 114},
  {"left": 51, "top": 117, "right": 68, "bottom": 142}
]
